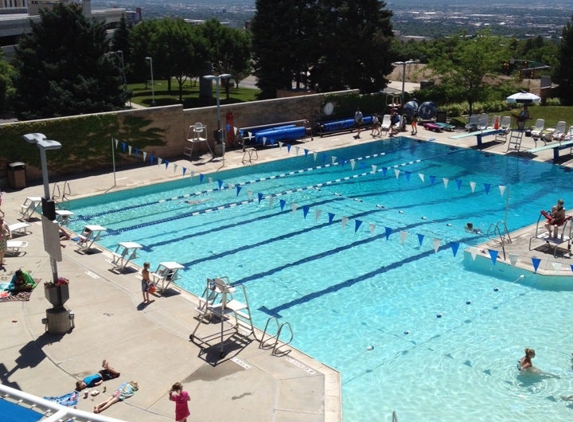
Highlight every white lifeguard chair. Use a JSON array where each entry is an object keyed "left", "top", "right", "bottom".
[
  {"left": 110, "top": 241, "right": 143, "bottom": 273},
  {"left": 55, "top": 209, "right": 74, "bottom": 226},
  {"left": 75, "top": 225, "right": 106, "bottom": 254},
  {"left": 151, "top": 262, "right": 184, "bottom": 293},
  {"left": 183, "top": 122, "right": 212, "bottom": 158},
  {"left": 190, "top": 277, "right": 255, "bottom": 358},
  {"left": 19, "top": 196, "right": 42, "bottom": 220}
]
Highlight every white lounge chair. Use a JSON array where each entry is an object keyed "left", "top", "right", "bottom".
[
  {"left": 379, "top": 114, "right": 391, "bottom": 134},
  {"left": 477, "top": 113, "right": 489, "bottom": 130},
  {"left": 6, "top": 240, "right": 28, "bottom": 256},
  {"left": 499, "top": 116, "right": 511, "bottom": 130},
  {"left": 8, "top": 222, "right": 30, "bottom": 236},
  {"left": 542, "top": 121, "right": 567, "bottom": 143},
  {"left": 530, "top": 119, "right": 545, "bottom": 139},
  {"left": 465, "top": 114, "right": 478, "bottom": 132}
]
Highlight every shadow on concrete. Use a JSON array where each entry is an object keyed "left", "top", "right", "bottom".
[{"left": 0, "top": 332, "right": 65, "bottom": 389}]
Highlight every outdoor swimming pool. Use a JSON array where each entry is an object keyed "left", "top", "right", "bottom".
[{"left": 65, "top": 137, "right": 573, "bottom": 422}]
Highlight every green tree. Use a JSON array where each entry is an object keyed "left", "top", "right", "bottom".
[
  {"left": 11, "top": 3, "right": 125, "bottom": 120},
  {"left": 111, "top": 16, "right": 131, "bottom": 80},
  {"left": 252, "top": 0, "right": 394, "bottom": 97},
  {"left": 427, "top": 31, "right": 508, "bottom": 115},
  {"left": 554, "top": 16, "right": 573, "bottom": 105},
  {"left": 130, "top": 18, "right": 208, "bottom": 100},
  {"left": 311, "top": 0, "right": 394, "bottom": 93},
  {"left": 0, "top": 51, "right": 15, "bottom": 114},
  {"left": 251, "top": 0, "right": 303, "bottom": 98},
  {"left": 199, "top": 19, "right": 252, "bottom": 95}
]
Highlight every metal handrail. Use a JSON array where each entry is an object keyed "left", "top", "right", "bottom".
[
  {"left": 273, "top": 321, "right": 294, "bottom": 356},
  {"left": 51, "top": 181, "right": 71, "bottom": 201},
  {"left": 260, "top": 316, "right": 280, "bottom": 350},
  {"left": 0, "top": 384, "right": 125, "bottom": 422},
  {"left": 486, "top": 220, "right": 512, "bottom": 260}
]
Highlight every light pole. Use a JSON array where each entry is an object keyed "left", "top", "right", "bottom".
[
  {"left": 23, "top": 133, "right": 71, "bottom": 334},
  {"left": 393, "top": 59, "right": 419, "bottom": 105},
  {"left": 203, "top": 73, "right": 232, "bottom": 156},
  {"left": 145, "top": 56, "right": 156, "bottom": 106}
]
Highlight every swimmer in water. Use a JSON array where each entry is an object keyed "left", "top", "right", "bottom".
[
  {"left": 186, "top": 199, "right": 206, "bottom": 205},
  {"left": 465, "top": 222, "right": 481, "bottom": 234},
  {"left": 517, "top": 348, "right": 559, "bottom": 378}
]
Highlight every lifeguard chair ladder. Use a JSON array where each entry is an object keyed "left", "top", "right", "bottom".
[
  {"left": 506, "top": 130, "right": 524, "bottom": 152},
  {"left": 190, "top": 277, "right": 255, "bottom": 358}
]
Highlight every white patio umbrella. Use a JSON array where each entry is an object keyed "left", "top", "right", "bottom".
[{"left": 506, "top": 91, "right": 541, "bottom": 104}]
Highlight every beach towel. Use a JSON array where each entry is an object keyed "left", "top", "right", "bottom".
[
  {"left": 0, "top": 280, "right": 39, "bottom": 303},
  {"left": 43, "top": 391, "right": 79, "bottom": 407},
  {"left": 115, "top": 381, "right": 138, "bottom": 401}
]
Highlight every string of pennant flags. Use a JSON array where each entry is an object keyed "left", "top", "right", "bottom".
[{"left": 112, "top": 137, "right": 573, "bottom": 274}]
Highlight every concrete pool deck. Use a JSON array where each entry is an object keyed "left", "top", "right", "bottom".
[{"left": 1, "top": 122, "right": 572, "bottom": 422}]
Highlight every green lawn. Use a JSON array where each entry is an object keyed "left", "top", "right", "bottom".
[
  {"left": 521, "top": 105, "right": 571, "bottom": 129},
  {"left": 129, "top": 78, "right": 260, "bottom": 108}
]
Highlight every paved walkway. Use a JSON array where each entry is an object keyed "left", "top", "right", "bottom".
[{"left": 1, "top": 120, "right": 571, "bottom": 422}]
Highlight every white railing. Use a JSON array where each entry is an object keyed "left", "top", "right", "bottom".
[{"left": 0, "top": 384, "right": 126, "bottom": 422}]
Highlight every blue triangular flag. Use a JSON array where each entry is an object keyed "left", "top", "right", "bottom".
[
  {"left": 328, "top": 212, "right": 335, "bottom": 224},
  {"left": 488, "top": 249, "right": 498, "bottom": 265},
  {"left": 532, "top": 257, "right": 541, "bottom": 273},
  {"left": 355, "top": 220, "right": 363, "bottom": 233},
  {"left": 385, "top": 226, "right": 392, "bottom": 240}
]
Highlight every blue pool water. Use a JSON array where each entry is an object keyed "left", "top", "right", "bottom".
[{"left": 65, "top": 138, "right": 573, "bottom": 421}]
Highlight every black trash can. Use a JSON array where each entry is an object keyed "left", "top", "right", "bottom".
[
  {"left": 7, "top": 162, "right": 26, "bottom": 189},
  {"left": 436, "top": 110, "right": 447, "bottom": 123}
]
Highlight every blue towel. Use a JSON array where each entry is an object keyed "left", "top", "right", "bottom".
[{"left": 43, "top": 391, "right": 79, "bottom": 407}]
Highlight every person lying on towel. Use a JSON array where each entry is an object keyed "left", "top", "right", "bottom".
[{"left": 76, "top": 360, "right": 121, "bottom": 391}]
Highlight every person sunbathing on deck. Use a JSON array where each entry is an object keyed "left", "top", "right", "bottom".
[
  {"left": 76, "top": 360, "right": 121, "bottom": 391},
  {"left": 93, "top": 381, "right": 138, "bottom": 414}
]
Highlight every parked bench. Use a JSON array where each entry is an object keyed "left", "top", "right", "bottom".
[{"left": 527, "top": 139, "right": 573, "bottom": 161}]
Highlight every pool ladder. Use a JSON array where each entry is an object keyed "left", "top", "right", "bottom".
[
  {"left": 260, "top": 316, "right": 294, "bottom": 356},
  {"left": 52, "top": 181, "right": 71, "bottom": 201},
  {"left": 486, "top": 220, "right": 512, "bottom": 260}
]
